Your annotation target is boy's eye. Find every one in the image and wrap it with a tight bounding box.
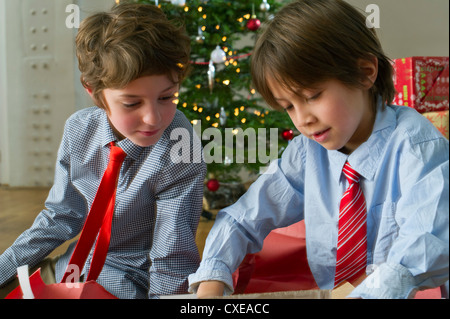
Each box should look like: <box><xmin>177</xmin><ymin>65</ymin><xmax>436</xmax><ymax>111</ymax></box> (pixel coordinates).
<box><xmin>159</xmin><ymin>92</ymin><xmax>178</xmax><ymax>102</ymax></box>
<box><xmin>284</xmin><ymin>104</ymin><xmax>294</xmax><ymax>112</ymax></box>
<box><xmin>306</xmin><ymin>92</ymin><xmax>321</xmax><ymax>101</ymax></box>
<box><xmin>159</xmin><ymin>95</ymin><xmax>174</xmax><ymax>101</ymax></box>
<box><xmin>123</xmin><ymin>102</ymin><xmax>141</xmax><ymax>108</ymax></box>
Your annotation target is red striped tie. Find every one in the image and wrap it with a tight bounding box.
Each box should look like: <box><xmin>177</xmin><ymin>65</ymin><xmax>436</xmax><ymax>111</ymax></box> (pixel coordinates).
<box><xmin>334</xmin><ymin>162</ymin><xmax>367</xmax><ymax>287</ymax></box>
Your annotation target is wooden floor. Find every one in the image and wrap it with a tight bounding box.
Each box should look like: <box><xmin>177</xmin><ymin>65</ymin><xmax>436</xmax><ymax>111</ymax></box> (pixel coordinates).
<box><xmin>0</xmin><ymin>186</ymin><xmax>216</xmax><ymax>259</ymax></box>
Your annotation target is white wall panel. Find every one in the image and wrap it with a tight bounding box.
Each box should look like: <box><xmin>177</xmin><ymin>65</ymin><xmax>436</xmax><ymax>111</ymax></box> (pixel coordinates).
<box><xmin>0</xmin><ymin>0</ymin><xmax>76</xmax><ymax>186</ymax></box>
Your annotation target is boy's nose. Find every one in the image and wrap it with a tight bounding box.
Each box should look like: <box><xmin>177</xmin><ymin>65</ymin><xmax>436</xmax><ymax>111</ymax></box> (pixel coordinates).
<box><xmin>142</xmin><ymin>104</ymin><xmax>161</xmax><ymax>125</ymax></box>
<box><xmin>295</xmin><ymin>108</ymin><xmax>316</xmax><ymax>128</ymax></box>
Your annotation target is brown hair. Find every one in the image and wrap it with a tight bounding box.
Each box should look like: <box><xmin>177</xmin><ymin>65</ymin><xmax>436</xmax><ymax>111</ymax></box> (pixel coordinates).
<box><xmin>251</xmin><ymin>0</ymin><xmax>395</xmax><ymax>111</ymax></box>
<box><xmin>76</xmin><ymin>3</ymin><xmax>191</xmax><ymax>109</ymax></box>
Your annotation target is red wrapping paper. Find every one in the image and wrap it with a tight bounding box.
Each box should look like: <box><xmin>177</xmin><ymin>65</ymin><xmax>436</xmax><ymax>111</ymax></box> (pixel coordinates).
<box><xmin>233</xmin><ymin>221</ymin><xmax>318</xmax><ymax>294</ymax></box>
<box><xmin>233</xmin><ymin>221</ymin><xmax>442</xmax><ymax>298</ymax></box>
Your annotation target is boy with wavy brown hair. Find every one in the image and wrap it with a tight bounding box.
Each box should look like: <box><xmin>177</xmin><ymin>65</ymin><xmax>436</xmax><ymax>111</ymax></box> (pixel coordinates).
<box><xmin>0</xmin><ymin>3</ymin><xmax>206</xmax><ymax>299</ymax></box>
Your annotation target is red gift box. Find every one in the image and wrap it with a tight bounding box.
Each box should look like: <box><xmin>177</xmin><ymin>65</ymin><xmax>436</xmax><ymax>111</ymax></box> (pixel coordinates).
<box><xmin>392</xmin><ymin>56</ymin><xmax>449</xmax><ymax>113</ymax></box>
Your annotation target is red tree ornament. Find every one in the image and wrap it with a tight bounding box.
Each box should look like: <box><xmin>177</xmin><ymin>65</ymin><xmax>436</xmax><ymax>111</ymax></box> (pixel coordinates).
<box><xmin>206</xmin><ymin>179</ymin><xmax>220</xmax><ymax>192</ymax></box>
<box><xmin>281</xmin><ymin>129</ymin><xmax>294</xmax><ymax>141</ymax></box>
<box><xmin>246</xmin><ymin>15</ymin><xmax>261</xmax><ymax>31</ymax></box>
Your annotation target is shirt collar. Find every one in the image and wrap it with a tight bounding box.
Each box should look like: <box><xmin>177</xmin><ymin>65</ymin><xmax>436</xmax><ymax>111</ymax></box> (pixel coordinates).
<box><xmin>328</xmin><ymin>99</ymin><xmax>396</xmax><ymax>183</ymax></box>
<box><xmin>99</xmin><ymin>109</ymin><xmax>117</xmax><ymax>147</ymax></box>
<box><xmin>98</xmin><ymin>109</ymin><xmax>152</xmax><ymax>160</ymax></box>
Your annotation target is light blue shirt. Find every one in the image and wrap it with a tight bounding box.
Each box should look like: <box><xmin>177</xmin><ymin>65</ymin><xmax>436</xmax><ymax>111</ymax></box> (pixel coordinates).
<box><xmin>189</xmin><ymin>104</ymin><xmax>449</xmax><ymax>299</ymax></box>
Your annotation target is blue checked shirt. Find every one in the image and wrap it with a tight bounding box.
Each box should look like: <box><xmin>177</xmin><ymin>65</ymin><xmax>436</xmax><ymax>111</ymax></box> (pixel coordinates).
<box><xmin>0</xmin><ymin>107</ymin><xmax>206</xmax><ymax>299</ymax></box>
<box><xmin>189</xmin><ymin>103</ymin><xmax>449</xmax><ymax>299</ymax></box>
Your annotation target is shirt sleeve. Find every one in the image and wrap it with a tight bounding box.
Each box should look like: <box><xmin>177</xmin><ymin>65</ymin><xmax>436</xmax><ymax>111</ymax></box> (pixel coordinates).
<box><xmin>188</xmin><ymin>139</ymin><xmax>307</xmax><ymax>295</ymax></box>
<box><xmin>0</xmin><ymin>119</ymin><xmax>87</xmax><ymax>287</ymax></box>
<box><xmin>350</xmin><ymin>137</ymin><xmax>449</xmax><ymax>299</ymax></box>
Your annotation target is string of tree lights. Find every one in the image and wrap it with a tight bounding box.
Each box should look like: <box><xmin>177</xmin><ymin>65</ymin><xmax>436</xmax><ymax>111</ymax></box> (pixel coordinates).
<box><xmin>118</xmin><ymin>0</ymin><xmax>296</xmax><ymax>195</ymax></box>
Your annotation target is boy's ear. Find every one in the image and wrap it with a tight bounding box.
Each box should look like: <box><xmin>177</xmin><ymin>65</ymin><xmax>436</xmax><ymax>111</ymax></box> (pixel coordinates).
<box><xmin>82</xmin><ymin>78</ymin><xmax>94</xmax><ymax>98</ymax></box>
<box><xmin>358</xmin><ymin>55</ymin><xmax>378</xmax><ymax>89</ymax></box>
<box><xmin>84</xmin><ymin>86</ymin><xmax>94</xmax><ymax>98</ymax></box>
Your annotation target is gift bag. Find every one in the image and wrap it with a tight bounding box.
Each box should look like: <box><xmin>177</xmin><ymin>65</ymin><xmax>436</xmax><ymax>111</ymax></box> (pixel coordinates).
<box><xmin>6</xmin><ymin>182</ymin><xmax>120</xmax><ymax>299</ymax></box>
<box><xmin>5</xmin><ymin>265</ymin><xmax>116</xmax><ymax>299</ymax></box>
<box><xmin>6</xmin><ymin>143</ymin><xmax>125</xmax><ymax>299</ymax></box>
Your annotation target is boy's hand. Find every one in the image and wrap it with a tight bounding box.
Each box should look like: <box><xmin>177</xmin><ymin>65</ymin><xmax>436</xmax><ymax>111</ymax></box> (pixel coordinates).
<box><xmin>346</xmin><ymin>274</ymin><xmax>367</xmax><ymax>299</ymax></box>
<box><xmin>197</xmin><ymin>281</ymin><xmax>225</xmax><ymax>299</ymax></box>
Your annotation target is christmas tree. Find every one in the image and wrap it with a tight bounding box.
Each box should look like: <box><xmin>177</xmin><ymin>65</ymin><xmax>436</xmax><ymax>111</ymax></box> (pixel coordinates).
<box><xmin>131</xmin><ymin>0</ymin><xmax>295</xmax><ymax>204</ymax></box>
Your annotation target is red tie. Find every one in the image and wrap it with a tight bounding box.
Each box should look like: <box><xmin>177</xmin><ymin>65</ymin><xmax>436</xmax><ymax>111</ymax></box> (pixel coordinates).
<box><xmin>334</xmin><ymin>162</ymin><xmax>367</xmax><ymax>287</ymax></box>
<box><xmin>61</xmin><ymin>142</ymin><xmax>126</xmax><ymax>283</ymax></box>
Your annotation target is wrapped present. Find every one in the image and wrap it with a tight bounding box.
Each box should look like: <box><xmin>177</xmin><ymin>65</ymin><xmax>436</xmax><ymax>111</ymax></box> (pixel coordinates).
<box><xmin>392</xmin><ymin>57</ymin><xmax>449</xmax><ymax>113</ymax></box>
<box><xmin>422</xmin><ymin>110</ymin><xmax>449</xmax><ymax>139</ymax></box>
